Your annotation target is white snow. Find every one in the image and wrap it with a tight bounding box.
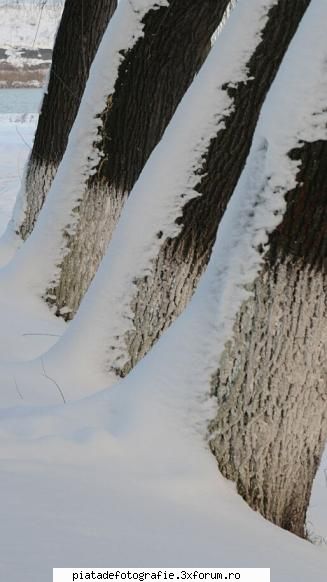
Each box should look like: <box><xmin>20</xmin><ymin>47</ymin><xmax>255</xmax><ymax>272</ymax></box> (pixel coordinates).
<box><xmin>0</xmin><ymin>376</ymin><xmax>326</xmax><ymax>582</ymax></box>
<box><xmin>0</xmin><ymin>1</ymin><xmax>62</xmax><ymax>83</ymax></box>
<box><xmin>0</xmin><ymin>107</ymin><xmax>65</xmax><ymax>361</ymax></box>
<box><xmin>0</xmin><ymin>113</ymin><xmax>37</xmax><ymax>260</ymax></box>
<box><xmin>0</xmin><ymin>1</ymin><xmax>62</xmax><ymax>50</ymax></box>
<box><xmin>308</xmin><ymin>448</ymin><xmax>327</xmax><ymax>544</ymax></box>
<box><xmin>0</xmin><ymin>0</ymin><xmax>326</xmax><ymax>580</ymax></box>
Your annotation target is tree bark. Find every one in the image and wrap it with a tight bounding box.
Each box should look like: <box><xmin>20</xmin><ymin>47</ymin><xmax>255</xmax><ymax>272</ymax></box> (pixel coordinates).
<box><xmin>16</xmin><ymin>0</ymin><xmax>118</xmax><ymax>240</ymax></box>
<box><xmin>116</xmin><ymin>0</ymin><xmax>311</xmax><ymax>376</ymax></box>
<box><xmin>209</xmin><ymin>139</ymin><xmax>327</xmax><ymax>538</ymax></box>
<box><xmin>50</xmin><ymin>0</ymin><xmax>229</xmax><ymax>318</ymax></box>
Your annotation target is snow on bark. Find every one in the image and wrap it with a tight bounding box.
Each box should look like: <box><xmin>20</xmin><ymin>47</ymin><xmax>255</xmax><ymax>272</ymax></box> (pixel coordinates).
<box><xmin>206</xmin><ymin>1</ymin><xmax>327</xmax><ymax>535</ymax></box>
<box><xmin>12</xmin><ymin>160</ymin><xmax>56</xmax><ymax>237</ymax></box>
<box><xmin>210</xmin><ymin>257</ymin><xmax>327</xmax><ymax>537</ymax></box>
<box><xmin>41</xmin><ymin>0</ymin><xmax>305</xmax><ymax>392</ymax></box>
<box><xmin>121</xmin><ymin>0</ymin><xmax>311</xmax><ymax>376</ymax></box>
<box><xmin>212</xmin><ymin>0</ymin><xmax>237</xmax><ymax>44</ymax></box>
<box><xmin>44</xmin><ymin>0</ymin><xmax>227</xmax><ymax>318</ymax></box>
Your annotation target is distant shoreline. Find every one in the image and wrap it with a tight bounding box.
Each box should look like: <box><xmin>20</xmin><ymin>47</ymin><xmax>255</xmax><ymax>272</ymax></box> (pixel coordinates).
<box><xmin>0</xmin><ymin>47</ymin><xmax>51</xmax><ymax>88</ymax></box>
<box><xmin>0</xmin><ymin>2</ymin><xmax>61</xmax><ymax>88</ymax></box>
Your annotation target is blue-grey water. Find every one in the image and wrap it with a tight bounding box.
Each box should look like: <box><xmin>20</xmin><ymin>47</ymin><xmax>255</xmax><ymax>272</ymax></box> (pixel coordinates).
<box><xmin>0</xmin><ymin>88</ymin><xmax>43</xmax><ymax>114</ymax></box>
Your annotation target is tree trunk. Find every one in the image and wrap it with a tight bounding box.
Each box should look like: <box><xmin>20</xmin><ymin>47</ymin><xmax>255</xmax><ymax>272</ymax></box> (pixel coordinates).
<box><xmin>209</xmin><ymin>139</ymin><xmax>327</xmax><ymax>538</ymax></box>
<box><xmin>14</xmin><ymin>0</ymin><xmax>117</xmax><ymax>240</ymax></box>
<box><xmin>207</xmin><ymin>0</ymin><xmax>327</xmax><ymax>536</ymax></box>
<box><xmin>42</xmin><ymin>0</ymin><xmax>311</xmax><ymax>391</ymax></box>
<box><xmin>50</xmin><ymin>0</ymin><xmax>229</xmax><ymax>318</ymax></box>
<box><xmin>116</xmin><ymin>0</ymin><xmax>311</xmax><ymax>376</ymax></box>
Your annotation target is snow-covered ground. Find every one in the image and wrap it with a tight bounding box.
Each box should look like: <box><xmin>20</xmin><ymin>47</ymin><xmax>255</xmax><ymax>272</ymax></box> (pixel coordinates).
<box><xmin>0</xmin><ymin>375</ymin><xmax>326</xmax><ymax>582</ymax></box>
<box><xmin>0</xmin><ymin>1</ymin><xmax>63</xmax><ymax>86</ymax></box>
<box><xmin>0</xmin><ymin>112</ymin><xmax>37</xmax><ymax>235</ymax></box>
<box><xmin>0</xmin><ymin>99</ymin><xmax>66</xmax><ymax>361</ymax></box>
<box><xmin>0</xmin><ymin>1</ymin><xmax>62</xmax><ymax>50</ymax></box>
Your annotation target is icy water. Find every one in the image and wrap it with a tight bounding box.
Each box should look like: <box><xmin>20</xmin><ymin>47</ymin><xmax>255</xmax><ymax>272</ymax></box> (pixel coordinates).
<box><xmin>0</xmin><ymin>88</ymin><xmax>43</xmax><ymax>114</ymax></box>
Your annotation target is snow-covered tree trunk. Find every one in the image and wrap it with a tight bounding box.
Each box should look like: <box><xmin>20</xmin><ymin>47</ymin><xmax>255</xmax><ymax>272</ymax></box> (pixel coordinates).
<box><xmin>39</xmin><ymin>0</ymin><xmax>312</xmax><ymax>394</ymax></box>
<box><xmin>209</xmin><ymin>144</ymin><xmax>327</xmax><ymax>538</ymax></box>
<box><xmin>113</xmin><ymin>0</ymin><xmax>312</xmax><ymax>376</ymax></box>
<box><xmin>14</xmin><ymin>0</ymin><xmax>118</xmax><ymax>240</ymax></box>
<box><xmin>49</xmin><ymin>0</ymin><xmax>228</xmax><ymax>318</ymax></box>
<box><xmin>210</xmin><ymin>261</ymin><xmax>326</xmax><ymax>538</ymax></box>
<box><xmin>209</xmin><ymin>3</ymin><xmax>327</xmax><ymax>538</ymax></box>
<box><xmin>0</xmin><ymin>0</ymin><xmax>227</xmax><ymax>317</ymax></box>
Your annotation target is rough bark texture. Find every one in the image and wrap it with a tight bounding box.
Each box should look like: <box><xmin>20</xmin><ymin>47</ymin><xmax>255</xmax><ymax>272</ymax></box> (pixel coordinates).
<box><xmin>117</xmin><ymin>0</ymin><xmax>311</xmax><ymax>375</ymax></box>
<box><xmin>52</xmin><ymin>0</ymin><xmax>229</xmax><ymax>318</ymax></box>
<box><xmin>209</xmin><ymin>140</ymin><xmax>327</xmax><ymax>538</ymax></box>
<box><xmin>19</xmin><ymin>0</ymin><xmax>118</xmax><ymax>239</ymax></box>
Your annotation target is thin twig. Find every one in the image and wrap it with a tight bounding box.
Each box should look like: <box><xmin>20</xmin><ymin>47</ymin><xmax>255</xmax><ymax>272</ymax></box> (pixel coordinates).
<box><xmin>50</xmin><ymin>67</ymin><xmax>94</xmax><ymax>114</ymax></box>
<box><xmin>51</xmin><ymin>66</ymin><xmax>81</xmax><ymax>103</ymax></box>
<box><xmin>15</xmin><ymin>124</ymin><xmax>32</xmax><ymax>149</ymax></box>
<box><xmin>13</xmin><ymin>375</ymin><xmax>24</xmax><ymax>400</ymax></box>
<box><xmin>22</xmin><ymin>332</ymin><xmax>61</xmax><ymax>337</ymax></box>
<box><xmin>81</xmin><ymin>0</ymin><xmax>87</xmax><ymax>83</ymax></box>
<box><xmin>40</xmin><ymin>356</ymin><xmax>66</xmax><ymax>403</ymax></box>
<box><xmin>32</xmin><ymin>0</ymin><xmax>48</xmax><ymax>49</ymax></box>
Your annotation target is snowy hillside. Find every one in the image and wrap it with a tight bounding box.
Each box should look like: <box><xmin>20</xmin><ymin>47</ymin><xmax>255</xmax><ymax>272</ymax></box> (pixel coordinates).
<box><xmin>0</xmin><ymin>1</ymin><xmax>63</xmax><ymax>87</ymax></box>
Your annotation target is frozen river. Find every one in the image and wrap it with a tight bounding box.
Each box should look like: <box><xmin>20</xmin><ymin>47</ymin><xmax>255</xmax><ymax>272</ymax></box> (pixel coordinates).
<box><xmin>0</xmin><ymin>87</ymin><xmax>43</xmax><ymax>114</ymax></box>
